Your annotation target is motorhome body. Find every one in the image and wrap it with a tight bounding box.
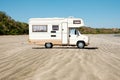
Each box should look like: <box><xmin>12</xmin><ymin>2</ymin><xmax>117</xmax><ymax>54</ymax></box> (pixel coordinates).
<box><xmin>29</xmin><ymin>17</ymin><xmax>89</xmax><ymax>48</ymax></box>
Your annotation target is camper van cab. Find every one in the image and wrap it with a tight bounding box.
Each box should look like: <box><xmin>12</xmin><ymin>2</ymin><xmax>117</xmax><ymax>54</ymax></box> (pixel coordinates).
<box><xmin>29</xmin><ymin>17</ymin><xmax>89</xmax><ymax>48</ymax></box>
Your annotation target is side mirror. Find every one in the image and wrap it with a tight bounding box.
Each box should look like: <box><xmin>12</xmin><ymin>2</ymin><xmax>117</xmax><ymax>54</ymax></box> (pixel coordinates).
<box><xmin>75</xmin><ymin>30</ymin><xmax>77</xmax><ymax>35</ymax></box>
<box><xmin>75</xmin><ymin>30</ymin><xmax>79</xmax><ymax>36</ymax></box>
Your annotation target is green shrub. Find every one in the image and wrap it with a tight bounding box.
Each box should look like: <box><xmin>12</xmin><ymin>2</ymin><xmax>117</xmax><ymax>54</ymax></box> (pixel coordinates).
<box><xmin>0</xmin><ymin>11</ymin><xmax>28</xmax><ymax>35</ymax></box>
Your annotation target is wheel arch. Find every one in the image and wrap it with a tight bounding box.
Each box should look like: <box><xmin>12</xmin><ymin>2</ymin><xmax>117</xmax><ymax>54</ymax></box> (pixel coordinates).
<box><xmin>76</xmin><ymin>40</ymin><xmax>85</xmax><ymax>46</ymax></box>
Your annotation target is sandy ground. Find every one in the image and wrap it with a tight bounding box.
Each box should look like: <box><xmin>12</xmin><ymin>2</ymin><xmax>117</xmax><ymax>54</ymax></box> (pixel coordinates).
<box><xmin>0</xmin><ymin>34</ymin><xmax>120</xmax><ymax>80</ymax></box>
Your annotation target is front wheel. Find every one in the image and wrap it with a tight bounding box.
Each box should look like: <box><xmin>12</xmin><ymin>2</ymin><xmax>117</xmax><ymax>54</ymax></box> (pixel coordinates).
<box><xmin>45</xmin><ymin>43</ymin><xmax>53</xmax><ymax>48</ymax></box>
<box><xmin>77</xmin><ymin>42</ymin><xmax>85</xmax><ymax>49</ymax></box>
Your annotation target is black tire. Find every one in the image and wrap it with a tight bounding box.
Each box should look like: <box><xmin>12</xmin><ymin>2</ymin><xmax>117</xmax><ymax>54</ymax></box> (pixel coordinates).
<box><xmin>77</xmin><ymin>41</ymin><xmax>85</xmax><ymax>49</ymax></box>
<box><xmin>45</xmin><ymin>43</ymin><xmax>53</xmax><ymax>48</ymax></box>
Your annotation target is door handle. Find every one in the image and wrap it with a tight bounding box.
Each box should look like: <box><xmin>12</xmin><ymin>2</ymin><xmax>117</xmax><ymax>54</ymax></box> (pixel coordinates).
<box><xmin>69</xmin><ymin>35</ymin><xmax>71</xmax><ymax>37</ymax></box>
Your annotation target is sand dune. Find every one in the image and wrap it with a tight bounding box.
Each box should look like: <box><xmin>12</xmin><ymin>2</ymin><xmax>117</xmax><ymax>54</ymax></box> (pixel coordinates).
<box><xmin>0</xmin><ymin>34</ymin><xmax>120</xmax><ymax>80</ymax></box>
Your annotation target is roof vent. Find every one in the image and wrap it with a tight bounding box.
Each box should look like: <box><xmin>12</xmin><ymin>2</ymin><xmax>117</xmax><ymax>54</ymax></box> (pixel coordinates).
<box><xmin>68</xmin><ymin>16</ymin><xmax>74</xmax><ymax>18</ymax></box>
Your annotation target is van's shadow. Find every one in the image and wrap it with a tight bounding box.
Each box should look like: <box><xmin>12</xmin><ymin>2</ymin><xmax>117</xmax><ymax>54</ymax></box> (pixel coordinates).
<box><xmin>32</xmin><ymin>46</ymin><xmax>98</xmax><ymax>50</ymax></box>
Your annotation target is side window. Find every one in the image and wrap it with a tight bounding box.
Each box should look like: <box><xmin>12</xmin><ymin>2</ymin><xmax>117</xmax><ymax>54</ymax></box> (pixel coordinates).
<box><xmin>70</xmin><ymin>29</ymin><xmax>79</xmax><ymax>35</ymax></box>
<box><xmin>70</xmin><ymin>29</ymin><xmax>76</xmax><ymax>35</ymax></box>
<box><xmin>52</xmin><ymin>25</ymin><xmax>59</xmax><ymax>30</ymax></box>
<box><xmin>32</xmin><ymin>25</ymin><xmax>47</xmax><ymax>32</ymax></box>
<box><xmin>73</xmin><ymin>20</ymin><xmax>81</xmax><ymax>24</ymax></box>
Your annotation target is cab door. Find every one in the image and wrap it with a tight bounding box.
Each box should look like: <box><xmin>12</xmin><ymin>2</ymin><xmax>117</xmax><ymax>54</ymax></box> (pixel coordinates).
<box><xmin>69</xmin><ymin>28</ymin><xmax>78</xmax><ymax>45</ymax></box>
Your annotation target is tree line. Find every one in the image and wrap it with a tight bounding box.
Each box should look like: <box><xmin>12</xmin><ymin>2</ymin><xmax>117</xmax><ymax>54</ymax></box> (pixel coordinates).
<box><xmin>0</xmin><ymin>11</ymin><xmax>28</xmax><ymax>35</ymax></box>
<box><xmin>79</xmin><ymin>27</ymin><xmax>120</xmax><ymax>34</ymax></box>
<box><xmin>0</xmin><ymin>11</ymin><xmax>120</xmax><ymax>35</ymax></box>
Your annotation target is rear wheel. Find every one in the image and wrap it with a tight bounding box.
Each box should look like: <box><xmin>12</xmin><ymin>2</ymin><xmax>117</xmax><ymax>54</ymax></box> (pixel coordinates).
<box><xmin>77</xmin><ymin>41</ymin><xmax>85</xmax><ymax>49</ymax></box>
<box><xmin>45</xmin><ymin>43</ymin><xmax>53</xmax><ymax>48</ymax></box>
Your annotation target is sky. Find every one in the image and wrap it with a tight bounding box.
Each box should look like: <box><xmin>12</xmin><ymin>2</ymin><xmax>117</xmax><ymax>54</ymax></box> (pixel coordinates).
<box><xmin>0</xmin><ymin>0</ymin><xmax>120</xmax><ymax>28</ymax></box>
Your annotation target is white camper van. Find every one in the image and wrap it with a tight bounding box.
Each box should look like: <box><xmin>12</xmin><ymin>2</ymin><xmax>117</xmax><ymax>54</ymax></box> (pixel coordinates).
<box><xmin>29</xmin><ymin>17</ymin><xmax>89</xmax><ymax>48</ymax></box>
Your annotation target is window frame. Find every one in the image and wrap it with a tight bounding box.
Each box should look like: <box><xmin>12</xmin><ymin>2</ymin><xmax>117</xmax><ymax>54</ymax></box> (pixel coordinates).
<box><xmin>52</xmin><ymin>25</ymin><xmax>59</xmax><ymax>31</ymax></box>
<box><xmin>32</xmin><ymin>25</ymin><xmax>47</xmax><ymax>32</ymax></box>
<box><xmin>73</xmin><ymin>20</ymin><xmax>81</xmax><ymax>24</ymax></box>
